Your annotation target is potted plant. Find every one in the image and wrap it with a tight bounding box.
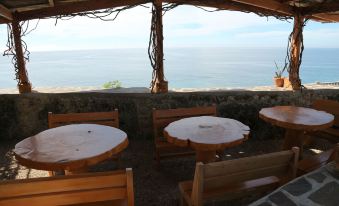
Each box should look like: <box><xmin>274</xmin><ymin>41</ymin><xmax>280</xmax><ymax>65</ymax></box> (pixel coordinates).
<box><xmin>274</xmin><ymin>61</ymin><xmax>287</xmax><ymax>87</ymax></box>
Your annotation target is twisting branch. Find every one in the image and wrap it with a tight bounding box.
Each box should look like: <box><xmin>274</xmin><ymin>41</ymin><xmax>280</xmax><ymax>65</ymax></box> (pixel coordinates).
<box><xmin>285</xmin><ymin>15</ymin><xmax>308</xmax><ymax>90</ymax></box>
<box><xmin>148</xmin><ymin>2</ymin><xmax>160</xmax><ymax>92</ymax></box>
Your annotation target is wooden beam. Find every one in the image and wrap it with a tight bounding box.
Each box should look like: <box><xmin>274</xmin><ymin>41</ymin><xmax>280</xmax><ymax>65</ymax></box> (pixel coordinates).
<box><xmin>0</xmin><ymin>4</ymin><xmax>13</xmax><ymax>21</ymax></box>
<box><xmin>231</xmin><ymin>0</ymin><xmax>292</xmax><ymax>15</ymax></box>
<box><xmin>165</xmin><ymin>0</ymin><xmax>294</xmax><ymax>19</ymax></box>
<box><xmin>302</xmin><ymin>2</ymin><xmax>339</xmax><ymax>15</ymax></box>
<box><xmin>15</xmin><ymin>0</ymin><xmax>150</xmax><ymax>21</ymax></box>
<box><xmin>230</xmin><ymin>0</ymin><xmax>337</xmax><ymax>23</ymax></box>
<box><xmin>312</xmin><ymin>13</ymin><xmax>339</xmax><ymax>23</ymax></box>
<box><xmin>165</xmin><ymin>0</ymin><xmax>241</xmax><ymax>11</ymax></box>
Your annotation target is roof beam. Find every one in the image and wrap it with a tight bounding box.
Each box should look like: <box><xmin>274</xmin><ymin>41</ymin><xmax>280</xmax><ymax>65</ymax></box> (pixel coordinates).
<box><xmin>165</xmin><ymin>0</ymin><xmax>293</xmax><ymax>18</ymax></box>
<box><xmin>230</xmin><ymin>0</ymin><xmax>292</xmax><ymax>15</ymax></box>
<box><xmin>302</xmin><ymin>2</ymin><xmax>339</xmax><ymax>15</ymax></box>
<box><xmin>230</xmin><ymin>0</ymin><xmax>338</xmax><ymax>22</ymax></box>
<box><xmin>0</xmin><ymin>4</ymin><xmax>13</xmax><ymax>21</ymax></box>
<box><xmin>15</xmin><ymin>0</ymin><xmax>150</xmax><ymax>21</ymax></box>
<box><xmin>312</xmin><ymin>13</ymin><xmax>339</xmax><ymax>23</ymax></box>
<box><xmin>165</xmin><ymin>0</ymin><xmax>241</xmax><ymax>11</ymax></box>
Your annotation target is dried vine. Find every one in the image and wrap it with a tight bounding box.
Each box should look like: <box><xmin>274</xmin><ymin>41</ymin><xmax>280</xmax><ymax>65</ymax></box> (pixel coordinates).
<box><xmin>49</xmin><ymin>4</ymin><xmax>148</xmax><ymax>25</ymax></box>
<box><xmin>3</xmin><ymin>20</ymin><xmax>39</xmax><ymax>86</ymax></box>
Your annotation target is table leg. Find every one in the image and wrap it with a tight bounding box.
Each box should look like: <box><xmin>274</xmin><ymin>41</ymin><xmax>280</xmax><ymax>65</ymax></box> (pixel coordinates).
<box><xmin>65</xmin><ymin>167</ymin><xmax>88</xmax><ymax>175</ymax></box>
<box><xmin>283</xmin><ymin>129</ymin><xmax>305</xmax><ymax>158</ymax></box>
<box><xmin>196</xmin><ymin>150</ymin><xmax>216</xmax><ymax>163</ymax></box>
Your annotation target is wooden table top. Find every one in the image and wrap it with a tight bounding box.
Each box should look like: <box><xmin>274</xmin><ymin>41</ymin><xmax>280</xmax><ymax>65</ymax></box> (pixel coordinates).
<box><xmin>14</xmin><ymin>124</ymin><xmax>128</xmax><ymax>171</ymax></box>
<box><xmin>259</xmin><ymin>106</ymin><xmax>334</xmax><ymax>131</ymax></box>
<box><xmin>164</xmin><ymin>116</ymin><xmax>250</xmax><ymax>151</ymax></box>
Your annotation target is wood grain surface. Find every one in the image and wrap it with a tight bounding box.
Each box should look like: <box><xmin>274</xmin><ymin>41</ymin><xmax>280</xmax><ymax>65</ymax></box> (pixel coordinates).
<box><xmin>14</xmin><ymin>124</ymin><xmax>128</xmax><ymax>171</ymax></box>
<box><xmin>164</xmin><ymin>116</ymin><xmax>250</xmax><ymax>151</ymax></box>
<box><xmin>259</xmin><ymin>106</ymin><xmax>334</xmax><ymax>131</ymax></box>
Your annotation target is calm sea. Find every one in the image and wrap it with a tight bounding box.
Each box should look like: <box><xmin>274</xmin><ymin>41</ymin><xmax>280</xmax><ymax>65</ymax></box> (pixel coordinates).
<box><xmin>0</xmin><ymin>47</ymin><xmax>338</xmax><ymax>88</ymax></box>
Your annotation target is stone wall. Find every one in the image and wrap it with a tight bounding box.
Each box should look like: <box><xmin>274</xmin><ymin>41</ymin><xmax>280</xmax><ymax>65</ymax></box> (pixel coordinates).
<box><xmin>0</xmin><ymin>90</ymin><xmax>338</xmax><ymax>141</ymax></box>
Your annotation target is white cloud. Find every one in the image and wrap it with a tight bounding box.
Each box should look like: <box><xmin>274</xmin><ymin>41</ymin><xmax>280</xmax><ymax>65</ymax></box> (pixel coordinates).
<box><xmin>0</xmin><ymin>5</ymin><xmax>338</xmax><ymax>51</ymax></box>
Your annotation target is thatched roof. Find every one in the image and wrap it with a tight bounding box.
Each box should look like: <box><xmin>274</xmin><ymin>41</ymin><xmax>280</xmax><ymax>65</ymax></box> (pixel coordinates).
<box><xmin>0</xmin><ymin>0</ymin><xmax>339</xmax><ymax>23</ymax></box>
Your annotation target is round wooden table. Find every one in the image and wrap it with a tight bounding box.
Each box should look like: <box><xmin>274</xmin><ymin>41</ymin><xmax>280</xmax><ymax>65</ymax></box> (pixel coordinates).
<box><xmin>164</xmin><ymin>116</ymin><xmax>250</xmax><ymax>163</ymax></box>
<box><xmin>14</xmin><ymin>124</ymin><xmax>128</xmax><ymax>174</ymax></box>
<box><xmin>259</xmin><ymin>106</ymin><xmax>334</xmax><ymax>155</ymax></box>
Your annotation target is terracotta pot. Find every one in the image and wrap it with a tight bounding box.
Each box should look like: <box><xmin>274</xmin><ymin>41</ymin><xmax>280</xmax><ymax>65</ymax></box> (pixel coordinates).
<box><xmin>274</xmin><ymin>77</ymin><xmax>284</xmax><ymax>87</ymax></box>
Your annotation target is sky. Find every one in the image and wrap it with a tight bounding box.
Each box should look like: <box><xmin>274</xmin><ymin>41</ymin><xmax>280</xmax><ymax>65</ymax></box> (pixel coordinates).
<box><xmin>0</xmin><ymin>4</ymin><xmax>339</xmax><ymax>51</ymax></box>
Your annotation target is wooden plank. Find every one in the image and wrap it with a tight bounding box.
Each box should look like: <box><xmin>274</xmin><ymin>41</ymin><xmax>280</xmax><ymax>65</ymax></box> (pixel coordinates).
<box><xmin>231</xmin><ymin>0</ymin><xmax>292</xmax><ymax>15</ymax></box>
<box><xmin>313</xmin><ymin>99</ymin><xmax>339</xmax><ymax>127</ymax></box>
<box><xmin>204</xmin><ymin>164</ymin><xmax>288</xmax><ymax>190</ymax></box>
<box><xmin>0</xmin><ymin>174</ymin><xmax>126</xmax><ymax>198</ymax></box>
<box><xmin>0</xmin><ymin>187</ymin><xmax>126</xmax><ymax>206</ymax></box>
<box><xmin>48</xmin><ymin>110</ymin><xmax>119</xmax><ymax>128</ymax></box>
<box><xmin>204</xmin><ymin>150</ymin><xmax>293</xmax><ymax>177</ymax></box>
<box><xmin>126</xmin><ymin>168</ymin><xmax>134</xmax><ymax>206</ymax></box>
<box><xmin>0</xmin><ymin>4</ymin><xmax>12</xmax><ymax>20</ymax></box>
<box><xmin>191</xmin><ymin>162</ymin><xmax>204</xmax><ymax>206</ymax></box>
<box><xmin>203</xmin><ymin>176</ymin><xmax>280</xmax><ymax>200</ymax></box>
<box><xmin>0</xmin><ymin>169</ymin><xmax>133</xmax><ymax>206</ymax></box>
<box><xmin>313</xmin><ymin>13</ymin><xmax>339</xmax><ymax>23</ymax></box>
<box><xmin>153</xmin><ymin>106</ymin><xmax>216</xmax><ymax>119</ymax></box>
<box><xmin>15</xmin><ymin>0</ymin><xmax>150</xmax><ymax>21</ymax></box>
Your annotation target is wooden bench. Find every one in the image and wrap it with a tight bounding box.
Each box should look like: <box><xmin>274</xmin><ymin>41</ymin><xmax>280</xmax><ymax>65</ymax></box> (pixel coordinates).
<box><xmin>179</xmin><ymin>148</ymin><xmax>299</xmax><ymax>206</ymax></box>
<box><xmin>311</xmin><ymin>99</ymin><xmax>339</xmax><ymax>142</ymax></box>
<box><xmin>0</xmin><ymin>169</ymin><xmax>134</xmax><ymax>206</ymax></box>
<box><xmin>298</xmin><ymin>143</ymin><xmax>339</xmax><ymax>176</ymax></box>
<box><xmin>152</xmin><ymin>106</ymin><xmax>217</xmax><ymax>167</ymax></box>
<box><xmin>48</xmin><ymin>109</ymin><xmax>119</xmax><ymax>128</ymax></box>
<box><xmin>48</xmin><ymin>109</ymin><xmax>120</xmax><ymax>175</ymax></box>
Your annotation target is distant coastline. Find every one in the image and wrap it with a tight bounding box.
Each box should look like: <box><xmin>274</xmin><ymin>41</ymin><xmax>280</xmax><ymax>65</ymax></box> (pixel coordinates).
<box><xmin>1</xmin><ymin>82</ymin><xmax>338</xmax><ymax>94</ymax></box>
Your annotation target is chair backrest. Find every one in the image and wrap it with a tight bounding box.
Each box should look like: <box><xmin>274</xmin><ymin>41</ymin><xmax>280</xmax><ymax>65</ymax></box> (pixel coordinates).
<box><xmin>0</xmin><ymin>169</ymin><xmax>134</xmax><ymax>206</ymax></box>
<box><xmin>48</xmin><ymin>109</ymin><xmax>119</xmax><ymax>128</ymax></box>
<box><xmin>313</xmin><ymin>99</ymin><xmax>339</xmax><ymax>127</ymax></box>
<box><xmin>191</xmin><ymin>148</ymin><xmax>299</xmax><ymax>206</ymax></box>
<box><xmin>152</xmin><ymin>105</ymin><xmax>217</xmax><ymax>141</ymax></box>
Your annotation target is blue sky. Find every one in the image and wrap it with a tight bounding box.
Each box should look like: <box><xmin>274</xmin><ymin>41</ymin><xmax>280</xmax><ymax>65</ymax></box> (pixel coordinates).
<box><xmin>0</xmin><ymin>5</ymin><xmax>339</xmax><ymax>51</ymax></box>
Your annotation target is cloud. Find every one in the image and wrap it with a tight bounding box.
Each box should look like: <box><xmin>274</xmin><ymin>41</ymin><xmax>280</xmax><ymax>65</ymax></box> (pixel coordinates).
<box><xmin>0</xmin><ymin>5</ymin><xmax>338</xmax><ymax>51</ymax></box>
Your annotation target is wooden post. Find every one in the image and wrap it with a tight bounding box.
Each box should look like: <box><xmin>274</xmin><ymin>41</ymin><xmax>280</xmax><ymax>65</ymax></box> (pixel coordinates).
<box><xmin>153</xmin><ymin>0</ymin><xmax>168</xmax><ymax>93</ymax></box>
<box><xmin>288</xmin><ymin>15</ymin><xmax>304</xmax><ymax>91</ymax></box>
<box><xmin>12</xmin><ymin>20</ymin><xmax>32</xmax><ymax>93</ymax></box>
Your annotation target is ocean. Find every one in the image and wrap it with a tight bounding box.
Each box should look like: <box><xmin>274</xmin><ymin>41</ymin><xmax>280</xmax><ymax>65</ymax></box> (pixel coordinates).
<box><xmin>0</xmin><ymin>47</ymin><xmax>338</xmax><ymax>89</ymax></box>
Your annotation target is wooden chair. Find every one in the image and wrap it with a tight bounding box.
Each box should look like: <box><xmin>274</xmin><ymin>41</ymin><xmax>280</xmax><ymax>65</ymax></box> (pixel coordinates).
<box><xmin>48</xmin><ymin>109</ymin><xmax>120</xmax><ymax>176</ymax></box>
<box><xmin>298</xmin><ymin>143</ymin><xmax>339</xmax><ymax>176</ymax></box>
<box><xmin>0</xmin><ymin>169</ymin><xmax>134</xmax><ymax>206</ymax></box>
<box><xmin>179</xmin><ymin>148</ymin><xmax>299</xmax><ymax>206</ymax></box>
<box><xmin>311</xmin><ymin>99</ymin><xmax>339</xmax><ymax>142</ymax></box>
<box><xmin>48</xmin><ymin>109</ymin><xmax>119</xmax><ymax>129</ymax></box>
<box><xmin>152</xmin><ymin>106</ymin><xmax>217</xmax><ymax>166</ymax></box>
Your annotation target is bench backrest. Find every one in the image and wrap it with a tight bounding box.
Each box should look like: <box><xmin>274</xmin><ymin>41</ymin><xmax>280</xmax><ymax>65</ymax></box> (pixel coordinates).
<box><xmin>48</xmin><ymin>109</ymin><xmax>119</xmax><ymax>128</ymax></box>
<box><xmin>152</xmin><ymin>106</ymin><xmax>217</xmax><ymax>141</ymax></box>
<box><xmin>0</xmin><ymin>169</ymin><xmax>134</xmax><ymax>206</ymax></box>
<box><xmin>313</xmin><ymin>99</ymin><xmax>339</xmax><ymax>127</ymax></box>
<box><xmin>191</xmin><ymin>148</ymin><xmax>299</xmax><ymax>206</ymax></box>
